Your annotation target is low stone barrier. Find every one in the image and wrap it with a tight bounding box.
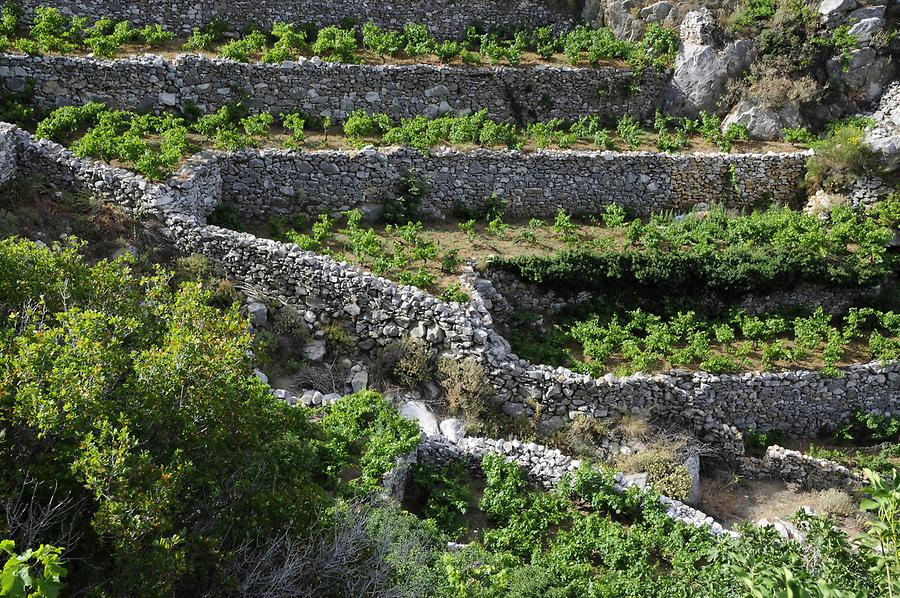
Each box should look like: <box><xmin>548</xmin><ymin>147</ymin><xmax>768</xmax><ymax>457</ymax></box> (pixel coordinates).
<box><xmin>416</xmin><ymin>432</ymin><xmax>734</xmax><ymax>536</ymax></box>
<box><xmin>2</xmin><ymin>123</ymin><xmax>898</xmax><ymax>463</ymax></box>
<box><xmin>482</xmin><ymin>264</ymin><xmax>887</xmax><ymax>318</ymax></box>
<box><xmin>739</xmin><ymin>445</ymin><xmax>866</xmax><ymax>491</ymax></box>
<box><xmin>0</xmin><ymin>52</ymin><xmax>665</xmax><ymax>124</ymax></box>
<box><xmin>16</xmin><ymin>0</ymin><xmax>579</xmax><ymax>38</ymax></box>
<box><xmin>190</xmin><ymin>145</ymin><xmax>808</xmax><ymax>220</ymax></box>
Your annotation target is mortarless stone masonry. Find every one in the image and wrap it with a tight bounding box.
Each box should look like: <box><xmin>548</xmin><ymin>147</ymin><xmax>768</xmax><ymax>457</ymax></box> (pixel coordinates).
<box><xmin>1</xmin><ymin>123</ymin><xmax>897</xmax><ymax>463</ymax></box>
<box><xmin>0</xmin><ymin>53</ymin><xmax>666</xmax><ymax>124</ymax></box>
<box><xmin>15</xmin><ymin>0</ymin><xmax>580</xmax><ymax>37</ymax></box>
<box><xmin>189</xmin><ymin>145</ymin><xmax>809</xmax><ymax>220</ymax></box>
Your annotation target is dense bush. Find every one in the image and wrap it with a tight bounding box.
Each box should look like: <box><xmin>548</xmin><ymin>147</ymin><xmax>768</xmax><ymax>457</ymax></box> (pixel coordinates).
<box><xmin>0</xmin><ymin>237</ymin><xmax>422</xmax><ymax>594</ymax></box>
<box><xmin>806</xmin><ymin>122</ymin><xmax>883</xmax><ymax>193</ymax></box>
<box><xmin>389</xmin><ymin>336</ymin><xmax>432</xmax><ymax>387</ymax></box>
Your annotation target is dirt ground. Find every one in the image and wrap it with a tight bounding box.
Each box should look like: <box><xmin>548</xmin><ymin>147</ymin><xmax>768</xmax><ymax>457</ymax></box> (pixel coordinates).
<box><xmin>700</xmin><ymin>476</ymin><xmax>868</xmax><ymax>536</ymax></box>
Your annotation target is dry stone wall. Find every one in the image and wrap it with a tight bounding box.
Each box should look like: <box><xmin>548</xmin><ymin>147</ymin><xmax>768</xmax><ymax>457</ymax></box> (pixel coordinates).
<box><xmin>416</xmin><ymin>433</ymin><xmax>734</xmax><ymax>535</ymax></box>
<box><xmin>199</xmin><ymin>146</ymin><xmax>809</xmax><ymax>220</ymax></box>
<box><xmin>2</xmin><ymin>124</ymin><xmax>898</xmax><ymax>462</ymax></box>
<box><xmin>739</xmin><ymin>445</ymin><xmax>866</xmax><ymax>491</ymax></box>
<box><xmin>16</xmin><ymin>0</ymin><xmax>580</xmax><ymax>37</ymax></box>
<box><xmin>483</xmin><ymin>265</ymin><xmax>887</xmax><ymax>318</ymax></box>
<box><xmin>0</xmin><ymin>52</ymin><xmax>666</xmax><ymax>123</ymax></box>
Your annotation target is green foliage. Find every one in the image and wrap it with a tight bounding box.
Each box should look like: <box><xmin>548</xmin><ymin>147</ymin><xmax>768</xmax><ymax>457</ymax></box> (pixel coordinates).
<box><xmin>36</xmin><ymin>104</ymin><xmax>188</xmax><ymax>179</ymax></box>
<box><xmin>18</xmin><ymin>7</ymin><xmax>84</xmax><ymax>54</ymax></box>
<box><xmin>409</xmin><ymin>463</ymin><xmax>471</xmax><ymax>539</ymax></box>
<box><xmin>782</xmin><ymin>125</ymin><xmax>815</xmax><ymax>145</ymax></box>
<box><xmin>261</xmin><ymin>21</ymin><xmax>307</xmax><ymax>63</ymax></box>
<box><xmin>312</xmin><ymin>26</ymin><xmax>358</xmax><ymax>62</ymax></box>
<box><xmin>601</xmin><ymin>203</ymin><xmax>627</xmax><ymax>227</ymax></box>
<box><xmin>384</xmin><ymin>169</ymin><xmax>428</xmax><ymax>225</ymax></box>
<box><xmin>362</xmin><ymin>22</ymin><xmax>403</xmax><ymax>59</ymax></box>
<box><xmin>834</xmin><ymin>411</ymin><xmax>900</xmax><ymax>444</ymax></box>
<box><xmin>496</xmin><ymin>202</ymin><xmax>894</xmax><ymax>304</ymax></box>
<box><xmin>0</xmin><ymin>238</ymin><xmax>329</xmax><ymax>594</ymax></box>
<box><xmin>807</xmin><ymin>123</ymin><xmax>881</xmax><ymax>193</ymax></box>
<box><xmin>191</xmin><ymin>103</ymin><xmax>274</xmax><ymax>151</ymax></box>
<box><xmin>183</xmin><ymin>19</ymin><xmax>228</xmax><ymax>51</ymax></box>
<box><xmin>320</xmin><ymin>390</ymin><xmax>421</xmax><ymax>494</ymax></box>
<box><xmin>553</xmin><ymin>208</ymin><xmax>579</xmax><ymax>245</ymax></box>
<box><xmin>697</xmin><ymin>111</ymin><xmax>748</xmax><ymax>152</ymax></box>
<box><xmin>0</xmin><ymin>541</ymin><xmax>66</xmax><ymax>598</ymax></box>
<box><xmin>221</xmin><ymin>29</ymin><xmax>266</xmax><ymax>61</ymax></box>
<box><xmin>439</xmin><ymin>283</ymin><xmax>469</xmax><ymax>304</ymax></box>
<box><xmin>280</xmin><ymin>111</ymin><xmax>306</xmax><ymax>149</ymax></box>
<box><xmin>731</xmin><ymin>0</ymin><xmax>778</xmax><ymax>32</ymax></box>
<box><xmin>616</xmin><ymin>114</ymin><xmax>643</xmax><ymax>149</ymax></box>
<box><xmin>402</xmin><ymin>23</ymin><xmax>433</xmax><ymax>57</ymax></box>
<box><xmin>539</xmin><ymin>303</ymin><xmax>900</xmax><ymax>376</ymax></box>
<box><xmin>343</xmin><ymin>109</ymin><xmax>392</xmax><ymax>142</ymax></box>
<box><xmin>0</xmin><ymin>1</ymin><xmax>21</xmax><ymax>40</ymax></box>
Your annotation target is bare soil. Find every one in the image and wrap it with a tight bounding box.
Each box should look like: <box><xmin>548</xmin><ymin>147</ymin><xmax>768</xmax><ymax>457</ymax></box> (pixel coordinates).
<box><xmin>700</xmin><ymin>476</ymin><xmax>868</xmax><ymax>537</ymax></box>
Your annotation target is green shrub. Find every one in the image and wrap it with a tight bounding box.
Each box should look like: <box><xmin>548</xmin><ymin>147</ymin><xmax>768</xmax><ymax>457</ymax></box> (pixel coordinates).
<box><xmin>343</xmin><ymin>109</ymin><xmax>392</xmax><ymax>141</ymax></box>
<box><xmin>439</xmin><ymin>283</ymin><xmax>469</xmax><ymax>303</ymax></box>
<box><xmin>221</xmin><ymin>29</ymin><xmax>266</xmax><ymax>61</ymax></box>
<box><xmin>362</xmin><ymin>22</ymin><xmax>403</xmax><ymax>59</ymax></box>
<box><xmin>321</xmin><ymin>390</ymin><xmax>422</xmax><ymax>493</ymax></box>
<box><xmin>24</xmin><ymin>6</ymin><xmax>84</xmax><ymax>54</ymax></box>
<box><xmin>390</xmin><ymin>336</ymin><xmax>432</xmax><ymax>387</ymax></box>
<box><xmin>806</xmin><ymin>124</ymin><xmax>879</xmax><ymax>193</ymax></box>
<box><xmin>0</xmin><ymin>238</ymin><xmax>330</xmax><ymax>594</ymax></box>
<box><xmin>0</xmin><ymin>1</ymin><xmax>21</xmax><ymax>39</ymax></box>
<box><xmin>0</xmin><ymin>541</ymin><xmax>67</xmax><ymax>598</ymax></box>
<box><xmin>312</xmin><ymin>26</ymin><xmax>358</xmax><ymax>62</ymax></box>
<box><xmin>403</xmin><ymin>23</ymin><xmax>433</xmax><ymax>57</ymax></box>
<box><xmin>261</xmin><ymin>21</ymin><xmax>307</xmax><ymax>63</ymax></box>
<box><xmin>616</xmin><ymin>115</ymin><xmax>642</xmax><ymax>149</ymax></box>
<box><xmin>384</xmin><ymin>170</ymin><xmax>428</xmax><ymax>225</ymax></box>
<box><xmin>281</xmin><ymin>111</ymin><xmax>306</xmax><ymax>149</ymax></box>
<box><xmin>409</xmin><ymin>463</ymin><xmax>471</xmax><ymax>539</ymax></box>
<box><xmin>782</xmin><ymin>126</ymin><xmax>815</xmax><ymax>145</ymax></box>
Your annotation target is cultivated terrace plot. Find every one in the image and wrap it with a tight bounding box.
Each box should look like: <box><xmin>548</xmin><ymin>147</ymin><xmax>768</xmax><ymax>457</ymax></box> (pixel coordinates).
<box><xmin>0</xmin><ymin>0</ymin><xmax>898</xmax><ymax>596</ymax></box>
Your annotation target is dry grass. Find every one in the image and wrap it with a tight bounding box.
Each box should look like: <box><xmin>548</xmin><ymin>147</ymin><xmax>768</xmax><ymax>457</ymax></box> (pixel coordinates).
<box><xmin>617</xmin><ymin>413</ymin><xmax>651</xmax><ymax>440</ymax></box>
<box><xmin>817</xmin><ymin>489</ymin><xmax>857</xmax><ymax>519</ymax></box>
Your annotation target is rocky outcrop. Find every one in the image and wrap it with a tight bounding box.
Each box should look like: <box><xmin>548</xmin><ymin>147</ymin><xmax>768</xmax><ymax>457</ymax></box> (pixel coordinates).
<box><xmin>663</xmin><ymin>9</ymin><xmax>754</xmax><ymax>117</ymax></box>
<box><xmin>865</xmin><ymin>81</ymin><xmax>900</xmax><ymax>172</ymax></box>
<box><xmin>723</xmin><ymin>100</ymin><xmax>803</xmax><ymax>141</ymax></box>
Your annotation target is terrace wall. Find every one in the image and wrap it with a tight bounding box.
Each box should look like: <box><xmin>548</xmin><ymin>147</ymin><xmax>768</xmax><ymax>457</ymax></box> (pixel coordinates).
<box><xmin>188</xmin><ymin>146</ymin><xmax>808</xmax><ymax>219</ymax></box>
<box><xmin>2</xmin><ymin>123</ymin><xmax>897</xmax><ymax>462</ymax></box>
<box><xmin>16</xmin><ymin>0</ymin><xmax>580</xmax><ymax>37</ymax></box>
<box><xmin>0</xmin><ymin>53</ymin><xmax>666</xmax><ymax>124</ymax></box>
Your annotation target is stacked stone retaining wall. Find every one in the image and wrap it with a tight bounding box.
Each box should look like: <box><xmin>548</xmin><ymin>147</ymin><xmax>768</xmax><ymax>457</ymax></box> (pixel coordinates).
<box><xmin>739</xmin><ymin>445</ymin><xmax>866</xmax><ymax>491</ymax></box>
<box><xmin>188</xmin><ymin>145</ymin><xmax>809</xmax><ymax>220</ymax></box>
<box><xmin>2</xmin><ymin>123</ymin><xmax>897</xmax><ymax>461</ymax></box>
<box><xmin>0</xmin><ymin>53</ymin><xmax>664</xmax><ymax>124</ymax></box>
<box><xmin>16</xmin><ymin>0</ymin><xmax>580</xmax><ymax>37</ymax></box>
